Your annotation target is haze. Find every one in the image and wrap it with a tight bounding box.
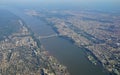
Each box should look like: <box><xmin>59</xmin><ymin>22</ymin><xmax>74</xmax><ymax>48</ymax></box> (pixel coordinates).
<box><xmin>1</xmin><ymin>0</ymin><xmax>120</xmax><ymax>11</ymax></box>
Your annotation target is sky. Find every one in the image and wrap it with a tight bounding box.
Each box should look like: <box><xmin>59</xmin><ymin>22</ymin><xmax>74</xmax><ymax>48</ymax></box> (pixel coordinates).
<box><xmin>1</xmin><ymin>0</ymin><xmax>120</xmax><ymax>4</ymax></box>
<box><xmin>0</xmin><ymin>0</ymin><xmax>120</xmax><ymax>11</ymax></box>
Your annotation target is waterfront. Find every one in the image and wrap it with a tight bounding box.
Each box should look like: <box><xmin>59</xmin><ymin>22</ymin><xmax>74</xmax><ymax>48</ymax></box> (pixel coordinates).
<box><xmin>11</xmin><ymin>8</ymin><xmax>109</xmax><ymax>75</ymax></box>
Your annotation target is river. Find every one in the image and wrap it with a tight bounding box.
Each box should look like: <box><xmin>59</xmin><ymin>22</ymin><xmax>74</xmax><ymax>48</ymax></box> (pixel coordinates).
<box><xmin>10</xmin><ymin>8</ymin><xmax>109</xmax><ymax>75</ymax></box>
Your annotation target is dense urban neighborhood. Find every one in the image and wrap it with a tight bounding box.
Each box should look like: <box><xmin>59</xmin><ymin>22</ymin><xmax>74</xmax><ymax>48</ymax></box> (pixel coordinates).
<box><xmin>0</xmin><ymin>10</ymin><xmax>69</xmax><ymax>75</ymax></box>
<box><xmin>26</xmin><ymin>9</ymin><xmax>120</xmax><ymax>75</ymax></box>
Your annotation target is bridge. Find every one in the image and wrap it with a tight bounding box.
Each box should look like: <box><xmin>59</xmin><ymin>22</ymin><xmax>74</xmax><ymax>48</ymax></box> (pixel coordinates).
<box><xmin>39</xmin><ymin>34</ymin><xmax>60</xmax><ymax>39</ymax></box>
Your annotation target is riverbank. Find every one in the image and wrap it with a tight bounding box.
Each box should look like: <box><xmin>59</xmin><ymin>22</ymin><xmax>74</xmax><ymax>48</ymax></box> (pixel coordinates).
<box><xmin>42</xmin><ymin>18</ymin><xmax>111</xmax><ymax>75</ymax></box>
<box><xmin>11</xmin><ymin>9</ymin><xmax>110</xmax><ymax>75</ymax></box>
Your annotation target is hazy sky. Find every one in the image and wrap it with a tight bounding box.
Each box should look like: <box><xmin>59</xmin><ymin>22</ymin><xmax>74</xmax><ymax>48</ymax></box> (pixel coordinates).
<box><xmin>0</xmin><ymin>0</ymin><xmax>120</xmax><ymax>11</ymax></box>
<box><xmin>1</xmin><ymin>0</ymin><xmax>120</xmax><ymax>4</ymax></box>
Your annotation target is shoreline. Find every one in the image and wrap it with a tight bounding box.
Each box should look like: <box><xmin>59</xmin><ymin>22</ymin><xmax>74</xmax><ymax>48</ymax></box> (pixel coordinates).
<box><xmin>48</xmin><ymin>24</ymin><xmax>114</xmax><ymax>75</ymax></box>
<box><xmin>29</xmin><ymin>15</ymin><xmax>113</xmax><ymax>75</ymax></box>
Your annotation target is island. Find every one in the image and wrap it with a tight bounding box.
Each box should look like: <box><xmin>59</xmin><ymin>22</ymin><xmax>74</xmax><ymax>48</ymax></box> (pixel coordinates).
<box><xmin>25</xmin><ymin>9</ymin><xmax>120</xmax><ymax>75</ymax></box>
<box><xmin>0</xmin><ymin>9</ymin><xmax>69</xmax><ymax>75</ymax></box>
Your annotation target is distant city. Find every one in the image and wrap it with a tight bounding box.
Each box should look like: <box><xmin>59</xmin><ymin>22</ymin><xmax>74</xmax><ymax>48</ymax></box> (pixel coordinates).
<box><xmin>25</xmin><ymin>9</ymin><xmax>120</xmax><ymax>75</ymax></box>
<box><xmin>0</xmin><ymin>0</ymin><xmax>120</xmax><ymax>75</ymax></box>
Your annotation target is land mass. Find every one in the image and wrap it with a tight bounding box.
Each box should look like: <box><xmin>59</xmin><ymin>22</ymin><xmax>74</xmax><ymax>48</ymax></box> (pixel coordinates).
<box><xmin>26</xmin><ymin>9</ymin><xmax>120</xmax><ymax>75</ymax></box>
<box><xmin>0</xmin><ymin>9</ymin><xmax>69</xmax><ymax>75</ymax></box>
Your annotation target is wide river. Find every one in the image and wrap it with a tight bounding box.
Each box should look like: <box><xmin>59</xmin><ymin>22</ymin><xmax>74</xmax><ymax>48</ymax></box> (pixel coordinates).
<box><xmin>11</xmin><ymin>8</ymin><xmax>109</xmax><ymax>75</ymax></box>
